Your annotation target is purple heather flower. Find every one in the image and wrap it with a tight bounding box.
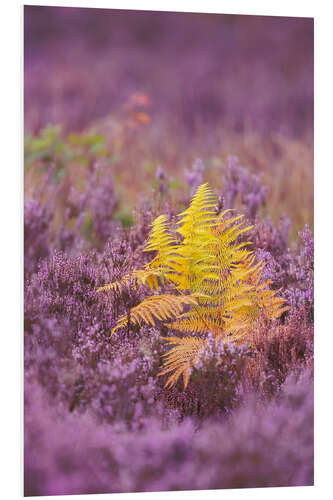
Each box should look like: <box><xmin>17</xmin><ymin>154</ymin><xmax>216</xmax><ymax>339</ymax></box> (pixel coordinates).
<box><xmin>184</xmin><ymin>158</ymin><xmax>205</xmax><ymax>195</ymax></box>
<box><xmin>222</xmin><ymin>156</ymin><xmax>268</xmax><ymax>220</ymax></box>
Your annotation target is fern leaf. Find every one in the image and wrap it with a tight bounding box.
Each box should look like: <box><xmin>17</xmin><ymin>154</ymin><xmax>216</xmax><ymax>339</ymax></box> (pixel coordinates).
<box><xmin>143</xmin><ymin>214</ymin><xmax>178</xmax><ymax>272</ymax></box>
<box><xmin>158</xmin><ymin>336</ymin><xmax>204</xmax><ymax>388</ymax></box>
<box><xmin>111</xmin><ymin>294</ymin><xmax>199</xmax><ymax>335</ymax></box>
<box><xmin>97</xmin><ymin>269</ymin><xmax>161</xmax><ymax>294</ymax></box>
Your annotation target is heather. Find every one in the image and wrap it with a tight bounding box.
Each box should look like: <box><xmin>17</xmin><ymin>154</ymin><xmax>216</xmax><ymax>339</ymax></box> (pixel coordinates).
<box><xmin>25</xmin><ymin>370</ymin><xmax>313</xmax><ymax>496</ymax></box>
<box><xmin>24</xmin><ymin>7</ymin><xmax>313</xmax><ymax>497</ymax></box>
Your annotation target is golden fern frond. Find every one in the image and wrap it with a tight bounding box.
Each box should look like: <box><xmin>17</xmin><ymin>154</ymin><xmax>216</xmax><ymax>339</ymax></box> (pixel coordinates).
<box><xmin>231</xmin><ymin>254</ymin><xmax>290</xmax><ymax>319</ymax></box>
<box><xmin>111</xmin><ymin>294</ymin><xmax>199</xmax><ymax>335</ymax></box>
<box><xmin>158</xmin><ymin>336</ymin><xmax>205</xmax><ymax>388</ymax></box>
<box><xmin>97</xmin><ymin>269</ymin><xmax>161</xmax><ymax>294</ymax></box>
<box><xmin>169</xmin><ymin>184</ymin><xmax>217</xmax><ymax>294</ymax></box>
<box><xmin>177</xmin><ymin>183</ymin><xmax>217</xmax><ymax>246</ymax></box>
<box><xmin>247</xmin><ymin>289</ymin><xmax>289</xmax><ymax>319</ymax></box>
<box><xmin>166</xmin><ymin>315</ymin><xmax>222</xmax><ymax>336</ymax></box>
<box><xmin>143</xmin><ymin>214</ymin><xmax>178</xmax><ymax>270</ymax></box>
<box><xmin>162</xmin><ymin>255</ymin><xmax>211</xmax><ymax>291</ymax></box>
<box><xmin>224</xmin><ymin>287</ymin><xmax>289</xmax><ymax>342</ymax></box>
<box><xmin>166</xmin><ymin>290</ymin><xmax>252</xmax><ymax>336</ymax></box>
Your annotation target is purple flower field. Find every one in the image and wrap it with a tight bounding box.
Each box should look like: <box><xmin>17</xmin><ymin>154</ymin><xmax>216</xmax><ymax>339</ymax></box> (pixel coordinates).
<box><xmin>24</xmin><ymin>6</ymin><xmax>314</xmax><ymax>497</ymax></box>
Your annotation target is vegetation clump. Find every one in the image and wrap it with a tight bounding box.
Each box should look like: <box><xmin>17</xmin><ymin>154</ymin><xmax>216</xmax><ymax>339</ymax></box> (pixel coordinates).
<box><xmin>99</xmin><ymin>183</ymin><xmax>288</xmax><ymax>387</ymax></box>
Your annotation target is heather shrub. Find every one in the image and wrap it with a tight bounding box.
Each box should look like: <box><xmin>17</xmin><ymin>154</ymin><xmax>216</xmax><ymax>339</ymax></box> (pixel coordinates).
<box><xmin>24</xmin><ymin>236</ymin><xmax>173</xmax><ymax>426</ymax></box>
<box><xmin>159</xmin><ymin>336</ymin><xmax>250</xmax><ymax>419</ymax></box>
<box><xmin>251</xmin><ymin>214</ymin><xmax>291</xmax><ymax>257</ymax></box>
<box><xmin>245</xmin><ymin>307</ymin><xmax>313</xmax><ymax>396</ymax></box>
<box><xmin>68</xmin><ymin>331</ymin><xmax>162</xmax><ymax>426</ymax></box>
<box><xmin>254</xmin><ymin>223</ymin><xmax>314</xmax><ymax>316</ymax></box>
<box><xmin>25</xmin><ymin>316</ymin><xmax>165</xmax><ymax>427</ymax></box>
<box><xmin>285</xmin><ymin>224</ymin><xmax>314</xmax><ymax>314</ymax></box>
<box><xmin>25</xmin><ymin>140</ymin><xmax>119</xmax><ymax>261</ymax></box>
<box><xmin>221</xmin><ymin>155</ymin><xmax>268</xmax><ymax>221</ymax></box>
<box><xmin>24</xmin><ymin>236</ymin><xmax>147</xmax><ymax>332</ymax></box>
<box><xmin>127</xmin><ymin>201</ymin><xmax>155</xmax><ymax>252</ymax></box>
<box><xmin>184</xmin><ymin>158</ymin><xmax>205</xmax><ymax>195</ymax></box>
<box><xmin>24</xmin><ymin>197</ymin><xmax>53</xmax><ymax>277</ymax></box>
<box><xmin>190</xmin><ymin>368</ymin><xmax>313</xmax><ymax>490</ymax></box>
<box><xmin>82</xmin><ymin>163</ymin><xmax>119</xmax><ymax>247</ymax></box>
<box><xmin>24</xmin><ymin>368</ymin><xmax>313</xmax><ymax>496</ymax></box>
<box><xmin>25</xmin><ymin>249</ymin><xmax>112</xmax><ymax>333</ymax></box>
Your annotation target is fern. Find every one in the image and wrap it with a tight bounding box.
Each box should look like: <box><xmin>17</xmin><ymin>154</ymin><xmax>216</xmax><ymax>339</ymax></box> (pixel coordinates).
<box><xmin>98</xmin><ymin>183</ymin><xmax>288</xmax><ymax>388</ymax></box>
<box><xmin>111</xmin><ymin>294</ymin><xmax>199</xmax><ymax>334</ymax></box>
<box><xmin>158</xmin><ymin>336</ymin><xmax>204</xmax><ymax>389</ymax></box>
<box><xmin>97</xmin><ymin>269</ymin><xmax>161</xmax><ymax>293</ymax></box>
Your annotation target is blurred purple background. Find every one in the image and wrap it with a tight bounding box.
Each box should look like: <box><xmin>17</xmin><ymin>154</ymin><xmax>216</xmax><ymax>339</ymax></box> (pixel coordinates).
<box><xmin>24</xmin><ymin>6</ymin><xmax>313</xmax><ymax>137</ymax></box>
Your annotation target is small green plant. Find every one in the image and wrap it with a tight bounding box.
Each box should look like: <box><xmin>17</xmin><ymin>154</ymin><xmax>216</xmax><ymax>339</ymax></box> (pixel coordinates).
<box><xmin>24</xmin><ymin>126</ymin><xmax>108</xmax><ymax>172</ymax></box>
<box><xmin>98</xmin><ymin>183</ymin><xmax>288</xmax><ymax>388</ymax></box>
